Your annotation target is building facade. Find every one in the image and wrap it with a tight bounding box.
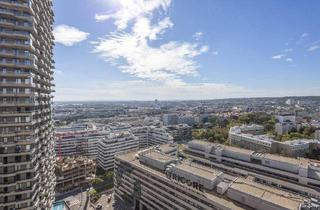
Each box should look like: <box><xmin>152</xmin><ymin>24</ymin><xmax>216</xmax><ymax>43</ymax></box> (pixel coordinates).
<box><xmin>97</xmin><ymin>131</ymin><xmax>139</xmax><ymax>171</ymax></box>
<box><xmin>132</xmin><ymin>126</ymin><xmax>173</xmax><ymax>148</ymax></box>
<box><xmin>114</xmin><ymin>148</ymin><xmax>317</xmax><ymax>210</ymax></box>
<box><xmin>229</xmin><ymin>125</ymin><xmax>320</xmax><ymax>157</ymax></box>
<box><xmin>55</xmin><ymin>156</ymin><xmax>96</xmax><ymax>193</ymax></box>
<box><xmin>184</xmin><ymin>140</ymin><xmax>320</xmax><ymax>198</ymax></box>
<box><xmin>54</xmin><ymin>125</ymin><xmax>107</xmax><ymax>158</ymax></box>
<box><xmin>162</xmin><ymin>114</ymin><xmax>178</xmax><ymax>126</ymax></box>
<box><xmin>0</xmin><ymin>0</ymin><xmax>55</xmax><ymax>209</ymax></box>
<box><xmin>166</xmin><ymin>124</ymin><xmax>192</xmax><ymax>142</ymax></box>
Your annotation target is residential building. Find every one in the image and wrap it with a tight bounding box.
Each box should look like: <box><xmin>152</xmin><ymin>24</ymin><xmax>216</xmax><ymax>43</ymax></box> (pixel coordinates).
<box><xmin>275</xmin><ymin>114</ymin><xmax>297</xmax><ymax>135</ymax></box>
<box><xmin>0</xmin><ymin>0</ymin><xmax>55</xmax><ymax>209</ymax></box>
<box><xmin>97</xmin><ymin>131</ymin><xmax>139</xmax><ymax>171</ymax></box>
<box><xmin>132</xmin><ymin>126</ymin><xmax>173</xmax><ymax>148</ymax></box>
<box><xmin>114</xmin><ymin>148</ymin><xmax>318</xmax><ymax>210</ymax></box>
<box><xmin>55</xmin><ymin>156</ymin><xmax>96</xmax><ymax>193</ymax></box>
<box><xmin>229</xmin><ymin>125</ymin><xmax>273</xmax><ymax>152</ymax></box>
<box><xmin>271</xmin><ymin>139</ymin><xmax>320</xmax><ymax>157</ymax></box>
<box><xmin>166</xmin><ymin>124</ymin><xmax>192</xmax><ymax>142</ymax></box>
<box><xmin>163</xmin><ymin>114</ymin><xmax>178</xmax><ymax>126</ymax></box>
<box><xmin>229</xmin><ymin>125</ymin><xmax>320</xmax><ymax>157</ymax></box>
<box><xmin>54</xmin><ymin>123</ymin><xmax>107</xmax><ymax>158</ymax></box>
<box><xmin>275</xmin><ymin>122</ymin><xmax>296</xmax><ymax>135</ymax></box>
<box><xmin>276</xmin><ymin>114</ymin><xmax>296</xmax><ymax>124</ymax></box>
<box><xmin>177</xmin><ymin>115</ymin><xmax>195</xmax><ymax>126</ymax></box>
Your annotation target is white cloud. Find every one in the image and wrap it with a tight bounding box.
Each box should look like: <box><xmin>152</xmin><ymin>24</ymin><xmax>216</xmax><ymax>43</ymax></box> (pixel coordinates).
<box><xmin>93</xmin><ymin>0</ymin><xmax>208</xmax><ymax>81</ymax></box>
<box><xmin>54</xmin><ymin>80</ymin><xmax>320</xmax><ymax>101</ymax></box>
<box><xmin>271</xmin><ymin>54</ymin><xmax>285</xmax><ymax>59</ymax></box>
<box><xmin>95</xmin><ymin>0</ymin><xmax>171</xmax><ymax>29</ymax></box>
<box><xmin>54</xmin><ymin>80</ymin><xmax>253</xmax><ymax>101</ymax></box>
<box><xmin>285</xmin><ymin>58</ymin><xmax>293</xmax><ymax>62</ymax></box>
<box><xmin>301</xmin><ymin>32</ymin><xmax>309</xmax><ymax>38</ymax></box>
<box><xmin>284</xmin><ymin>48</ymin><xmax>293</xmax><ymax>52</ymax></box>
<box><xmin>212</xmin><ymin>51</ymin><xmax>219</xmax><ymax>55</ymax></box>
<box><xmin>307</xmin><ymin>44</ymin><xmax>320</xmax><ymax>52</ymax></box>
<box><xmin>193</xmin><ymin>32</ymin><xmax>203</xmax><ymax>40</ymax></box>
<box><xmin>53</xmin><ymin>25</ymin><xmax>89</xmax><ymax>46</ymax></box>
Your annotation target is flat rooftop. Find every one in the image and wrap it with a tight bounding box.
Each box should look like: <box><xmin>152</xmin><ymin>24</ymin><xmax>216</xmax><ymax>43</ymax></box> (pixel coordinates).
<box><xmin>263</xmin><ymin>153</ymin><xmax>310</xmax><ymax>166</ymax></box>
<box><xmin>230</xmin><ymin>178</ymin><xmax>304</xmax><ymax>210</ymax></box>
<box><xmin>188</xmin><ymin>140</ymin><xmax>222</xmax><ymax>150</ymax></box>
<box><xmin>158</xmin><ymin>144</ymin><xmax>177</xmax><ymax>154</ymax></box>
<box><xmin>143</xmin><ymin>151</ymin><xmax>176</xmax><ymax>163</ymax></box>
<box><xmin>223</xmin><ymin>145</ymin><xmax>254</xmax><ymax>155</ymax></box>
<box><xmin>173</xmin><ymin>163</ymin><xmax>222</xmax><ymax>181</ymax></box>
<box><xmin>117</xmin><ymin>151</ymin><xmax>245</xmax><ymax>210</ymax></box>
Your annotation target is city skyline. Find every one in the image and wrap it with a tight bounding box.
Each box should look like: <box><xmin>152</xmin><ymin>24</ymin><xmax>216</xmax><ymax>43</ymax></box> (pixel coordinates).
<box><xmin>54</xmin><ymin>0</ymin><xmax>320</xmax><ymax>101</ymax></box>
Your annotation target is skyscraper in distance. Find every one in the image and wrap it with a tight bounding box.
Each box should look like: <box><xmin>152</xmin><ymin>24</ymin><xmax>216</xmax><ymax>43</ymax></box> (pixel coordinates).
<box><xmin>0</xmin><ymin>0</ymin><xmax>55</xmax><ymax>209</ymax></box>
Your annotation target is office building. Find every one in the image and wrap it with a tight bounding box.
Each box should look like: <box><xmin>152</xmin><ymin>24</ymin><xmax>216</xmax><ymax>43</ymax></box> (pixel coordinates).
<box><xmin>184</xmin><ymin>140</ymin><xmax>320</xmax><ymax>198</ymax></box>
<box><xmin>0</xmin><ymin>0</ymin><xmax>55</xmax><ymax>209</ymax></box>
<box><xmin>114</xmin><ymin>148</ymin><xmax>318</xmax><ymax>210</ymax></box>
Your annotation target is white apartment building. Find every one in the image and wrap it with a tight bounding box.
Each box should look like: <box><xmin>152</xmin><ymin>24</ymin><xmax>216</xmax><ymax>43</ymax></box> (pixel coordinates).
<box><xmin>132</xmin><ymin>126</ymin><xmax>173</xmax><ymax>148</ymax></box>
<box><xmin>55</xmin><ymin>123</ymin><xmax>107</xmax><ymax>158</ymax></box>
<box><xmin>229</xmin><ymin>125</ymin><xmax>320</xmax><ymax>157</ymax></box>
<box><xmin>276</xmin><ymin>114</ymin><xmax>296</xmax><ymax>124</ymax></box>
<box><xmin>97</xmin><ymin>132</ymin><xmax>139</xmax><ymax>171</ymax></box>
<box><xmin>229</xmin><ymin>125</ymin><xmax>273</xmax><ymax>152</ymax></box>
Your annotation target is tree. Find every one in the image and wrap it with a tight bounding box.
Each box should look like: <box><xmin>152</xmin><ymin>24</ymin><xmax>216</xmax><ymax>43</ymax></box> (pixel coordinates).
<box><xmin>104</xmin><ymin>171</ymin><xmax>114</xmax><ymax>180</ymax></box>
<box><xmin>89</xmin><ymin>189</ymin><xmax>97</xmax><ymax>197</ymax></box>
<box><xmin>90</xmin><ymin>178</ymin><xmax>103</xmax><ymax>185</ymax></box>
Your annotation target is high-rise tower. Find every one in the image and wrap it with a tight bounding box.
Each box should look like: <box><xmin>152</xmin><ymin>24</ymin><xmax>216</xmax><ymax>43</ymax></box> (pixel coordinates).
<box><xmin>0</xmin><ymin>0</ymin><xmax>55</xmax><ymax>209</ymax></box>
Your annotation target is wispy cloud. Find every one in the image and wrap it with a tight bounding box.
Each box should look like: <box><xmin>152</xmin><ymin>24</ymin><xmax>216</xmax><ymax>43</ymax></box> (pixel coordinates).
<box><xmin>193</xmin><ymin>32</ymin><xmax>204</xmax><ymax>40</ymax></box>
<box><xmin>301</xmin><ymin>32</ymin><xmax>309</xmax><ymax>38</ymax></box>
<box><xmin>55</xmin><ymin>80</ymin><xmax>320</xmax><ymax>101</ymax></box>
<box><xmin>271</xmin><ymin>54</ymin><xmax>286</xmax><ymax>59</ymax></box>
<box><xmin>55</xmin><ymin>80</ymin><xmax>255</xmax><ymax>101</ymax></box>
<box><xmin>307</xmin><ymin>44</ymin><xmax>320</xmax><ymax>52</ymax></box>
<box><xmin>284</xmin><ymin>48</ymin><xmax>293</xmax><ymax>52</ymax></box>
<box><xmin>285</xmin><ymin>58</ymin><xmax>293</xmax><ymax>62</ymax></box>
<box><xmin>92</xmin><ymin>0</ymin><xmax>208</xmax><ymax>81</ymax></box>
<box><xmin>53</xmin><ymin>25</ymin><xmax>89</xmax><ymax>46</ymax></box>
<box><xmin>212</xmin><ymin>51</ymin><xmax>219</xmax><ymax>56</ymax></box>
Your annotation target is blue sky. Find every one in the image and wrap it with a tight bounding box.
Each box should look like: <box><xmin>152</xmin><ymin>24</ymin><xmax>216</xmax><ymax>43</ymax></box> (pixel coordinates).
<box><xmin>53</xmin><ymin>0</ymin><xmax>320</xmax><ymax>101</ymax></box>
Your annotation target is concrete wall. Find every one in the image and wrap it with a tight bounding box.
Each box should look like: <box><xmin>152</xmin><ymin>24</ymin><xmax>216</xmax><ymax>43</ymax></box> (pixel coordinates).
<box><xmin>261</xmin><ymin>158</ymin><xmax>299</xmax><ymax>174</ymax></box>
<box><xmin>223</xmin><ymin>149</ymin><xmax>252</xmax><ymax>162</ymax></box>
